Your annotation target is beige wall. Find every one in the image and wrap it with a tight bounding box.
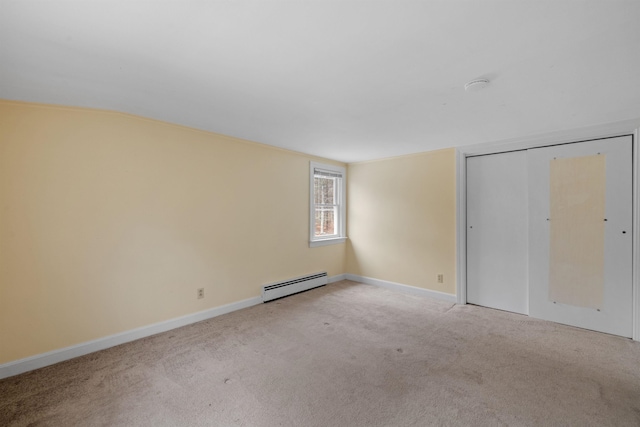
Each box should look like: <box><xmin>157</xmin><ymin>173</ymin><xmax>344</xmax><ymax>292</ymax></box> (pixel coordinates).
<box><xmin>0</xmin><ymin>100</ymin><xmax>346</xmax><ymax>364</ymax></box>
<box><xmin>346</xmin><ymin>149</ymin><xmax>456</xmax><ymax>294</ymax></box>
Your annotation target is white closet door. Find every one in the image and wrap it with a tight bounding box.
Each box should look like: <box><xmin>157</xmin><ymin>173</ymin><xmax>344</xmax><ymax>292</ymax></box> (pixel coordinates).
<box><xmin>528</xmin><ymin>136</ymin><xmax>633</xmax><ymax>337</ymax></box>
<box><xmin>467</xmin><ymin>151</ymin><xmax>529</xmax><ymax>314</ymax></box>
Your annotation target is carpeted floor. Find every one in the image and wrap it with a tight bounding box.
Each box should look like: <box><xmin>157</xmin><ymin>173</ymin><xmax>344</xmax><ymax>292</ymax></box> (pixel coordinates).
<box><xmin>1</xmin><ymin>280</ymin><xmax>640</xmax><ymax>426</ymax></box>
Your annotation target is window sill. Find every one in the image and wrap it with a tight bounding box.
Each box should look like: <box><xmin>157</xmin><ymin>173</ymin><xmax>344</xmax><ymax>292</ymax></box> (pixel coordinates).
<box><xmin>309</xmin><ymin>237</ymin><xmax>347</xmax><ymax>248</ymax></box>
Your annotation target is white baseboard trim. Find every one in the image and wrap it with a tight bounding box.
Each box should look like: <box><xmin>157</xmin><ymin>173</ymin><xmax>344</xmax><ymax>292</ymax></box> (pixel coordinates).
<box><xmin>0</xmin><ymin>296</ymin><xmax>262</xmax><ymax>380</ymax></box>
<box><xmin>328</xmin><ymin>273</ymin><xmax>347</xmax><ymax>283</ymax></box>
<box><xmin>345</xmin><ymin>274</ymin><xmax>457</xmax><ymax>303</ymax></box>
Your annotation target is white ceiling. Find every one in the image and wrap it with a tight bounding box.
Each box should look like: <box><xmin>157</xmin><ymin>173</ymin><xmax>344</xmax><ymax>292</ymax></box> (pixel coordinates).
<box><xmin>1</xmin><ymin>1</ymin><xmax>639</xmax><ymax>163</ymax></box>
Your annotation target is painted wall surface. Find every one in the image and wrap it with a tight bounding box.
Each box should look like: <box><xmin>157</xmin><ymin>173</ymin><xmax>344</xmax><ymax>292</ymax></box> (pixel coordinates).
<box><xmin>346</xmin><ymin>149</ymin><xmax>456</xmax><ymax>294</ymax></box>
<box><xmin>0</xmin><ymin>100</ymin><xmax>346</xmax><ymax>364</ymax></box>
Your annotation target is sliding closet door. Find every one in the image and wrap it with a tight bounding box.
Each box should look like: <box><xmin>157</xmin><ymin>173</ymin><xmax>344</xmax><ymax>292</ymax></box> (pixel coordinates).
<box><xmin>467</xmin><ymin>151</ymin><xmax>528</xmax><ymax>314</ymax></box>
<box><xmin>528</xmin><ymin>136</ymin><xmax>633</xmax><ymax>337</ymax></box>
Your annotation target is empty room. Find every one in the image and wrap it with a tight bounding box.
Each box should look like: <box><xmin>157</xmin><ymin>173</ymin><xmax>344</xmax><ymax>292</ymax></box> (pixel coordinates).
<box><xmin>1</xmin><ymin>1</ymin><xmax>640</xmax><ymax>425</ymax></box>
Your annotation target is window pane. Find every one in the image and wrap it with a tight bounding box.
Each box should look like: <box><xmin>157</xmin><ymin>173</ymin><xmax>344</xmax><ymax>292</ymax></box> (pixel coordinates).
<box><xmin>310</xmin><ymin>162</ymin><xmax>345</xmax><ymax>244</ymax></box>
<box><xmin>314</xmin><ymin>176</ymin><xmax>336</xmax><ymax>205</ymax></box>
<box><xmin>315</xmin><ymin>207</ymin><xmax>337</xmax><ymax>236</ymax></box>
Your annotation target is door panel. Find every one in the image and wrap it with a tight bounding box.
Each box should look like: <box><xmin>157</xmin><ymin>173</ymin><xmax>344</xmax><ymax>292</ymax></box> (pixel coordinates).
<box><xmin>528</xmin><ymin>136</ymin><xmax>633</xmax><ymax>337</ymax></box>
<box><xmin>467</xmin><ymin>151</ymin><xmax>529</xmax><ymax>315</ymax></box>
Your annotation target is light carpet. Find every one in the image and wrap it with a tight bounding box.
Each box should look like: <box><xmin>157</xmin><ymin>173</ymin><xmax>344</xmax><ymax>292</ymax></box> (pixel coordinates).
<box><xmin>1</xmin><ymin>280</ymin><xmax>639</xmax><ymax>426</ymax></box>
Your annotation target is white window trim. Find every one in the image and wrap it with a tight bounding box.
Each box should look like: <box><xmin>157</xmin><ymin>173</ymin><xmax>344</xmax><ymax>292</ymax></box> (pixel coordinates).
<box><xmin>310</xmin><ymin>161</ymin><xmax>347</xmax><ymax>248</ymax></box>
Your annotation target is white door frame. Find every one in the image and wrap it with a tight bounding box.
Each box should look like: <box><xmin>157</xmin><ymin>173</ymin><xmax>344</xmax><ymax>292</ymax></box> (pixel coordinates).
<box><xmin>455</xmin><ymin>119</ymin><xmax>640</xmax><ymax>341</ymax></box>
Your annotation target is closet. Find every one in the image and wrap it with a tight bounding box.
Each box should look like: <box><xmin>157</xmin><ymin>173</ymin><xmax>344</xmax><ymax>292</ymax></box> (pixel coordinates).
<box><xmin>466</xmin><ymin>136</ymin><xmax>633</xmax><ymax>337</ymax></box>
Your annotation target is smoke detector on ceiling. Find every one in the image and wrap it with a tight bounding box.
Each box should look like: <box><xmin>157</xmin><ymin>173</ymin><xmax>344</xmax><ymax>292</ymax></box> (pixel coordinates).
<box><xmin>464</xmin><ymin>79</ymin><xmax>490</xmax><ymax>92</ymax></box>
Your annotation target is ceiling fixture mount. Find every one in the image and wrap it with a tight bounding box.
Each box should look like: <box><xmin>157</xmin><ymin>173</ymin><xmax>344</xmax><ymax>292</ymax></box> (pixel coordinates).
<box><xmin>464</xmin><ymin>79</ymin><xmax>490</xmax><ymax>92</ymax></box>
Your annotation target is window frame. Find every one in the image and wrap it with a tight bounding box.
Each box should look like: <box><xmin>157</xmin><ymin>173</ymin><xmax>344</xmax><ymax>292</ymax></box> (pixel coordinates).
<box><xmin>309</xmin><ymin>161</ymin><xmax>347</xmax><ymax>247</ymax></box>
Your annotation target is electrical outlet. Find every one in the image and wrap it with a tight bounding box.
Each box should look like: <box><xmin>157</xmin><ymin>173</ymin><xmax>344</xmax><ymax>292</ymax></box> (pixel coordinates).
<box><xmin>197</xmin><ymin>288</ymin><xmax>205</xmax><ymax>299</ymax></box>
<box><xmin>437</xmin><ymin>274</ymin><xmax>444</xmax><ymax>283</ymax></box>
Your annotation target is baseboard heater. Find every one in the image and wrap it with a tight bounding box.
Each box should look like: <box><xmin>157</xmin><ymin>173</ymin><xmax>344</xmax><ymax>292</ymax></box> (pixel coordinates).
<box><xmin>262</xmin><ymin>272</ymin><xmax>328</xmax><ymax>302</ymax></box>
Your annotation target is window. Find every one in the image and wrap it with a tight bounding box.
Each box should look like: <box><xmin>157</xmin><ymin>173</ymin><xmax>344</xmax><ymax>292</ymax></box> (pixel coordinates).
<box><xmin>310</xmin><ymin>162</ymin><xmax>346</xmax><ymax>247</ymax></box>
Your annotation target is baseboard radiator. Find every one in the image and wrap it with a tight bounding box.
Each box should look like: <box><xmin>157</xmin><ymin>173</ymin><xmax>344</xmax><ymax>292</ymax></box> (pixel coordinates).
<box><xmin>262</xmin><ymin>272</ymin><xmax>328</xmax><ymax>302</ymax></box>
